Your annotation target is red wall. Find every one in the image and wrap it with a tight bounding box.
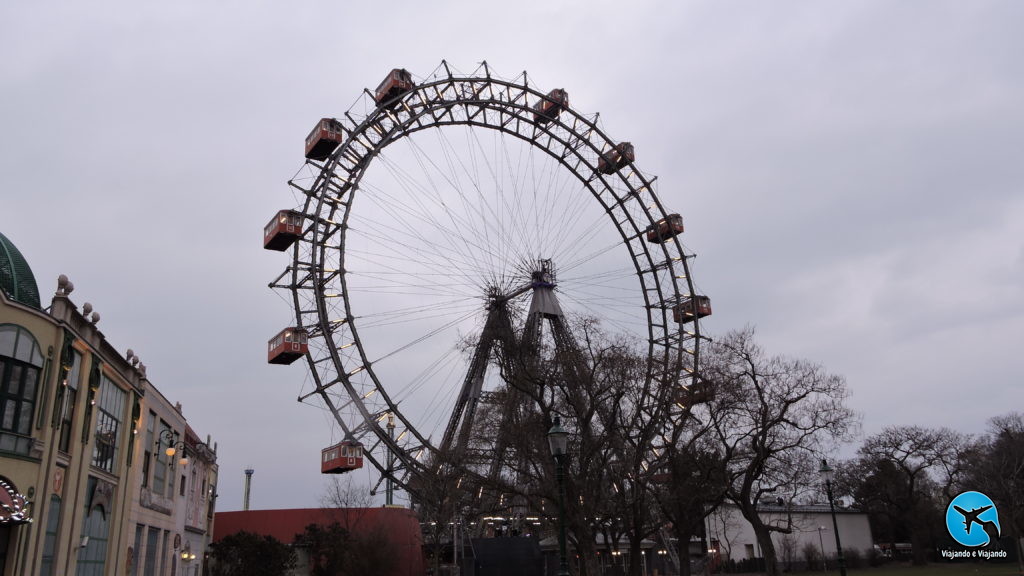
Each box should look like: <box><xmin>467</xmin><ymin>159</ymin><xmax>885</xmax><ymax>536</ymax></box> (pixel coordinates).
<box><xmin>214</xmin><ymin>507</ymin><xmax>424</xmax><ymax>576</ymax></box>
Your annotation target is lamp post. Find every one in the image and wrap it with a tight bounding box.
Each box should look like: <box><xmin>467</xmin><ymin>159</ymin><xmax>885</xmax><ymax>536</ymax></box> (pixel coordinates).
<box><xmin>816</xmin><ymin>527</ymin><xmax>828</xmax><ymax>574</ymax></box>
<box><xmin>157</xmin><ymin>429</ymin><xmax>189</xmax><ymax>468</ymax></box>
<box><xmin>547</xmin><ymin>416</ymin><xmax>570</xmax><ymax>576</ymax></box>
<box><xmin>819</xmin><ymin>460</ymin><xmax>847</xmax><ymax>576</ymax></box>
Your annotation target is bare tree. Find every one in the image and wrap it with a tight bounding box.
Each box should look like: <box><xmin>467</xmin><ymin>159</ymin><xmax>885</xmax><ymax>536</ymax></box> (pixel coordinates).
<box><xmin>320</xmin><ymin>475</ymin><xmax>375</xmax><ymax>532</ymax></box>
<box><xmin>431</xmin><ymin>319</ymin><xmax>851</xmax><ymax>576</ymax></box>
<box><xmin>408</xmin><ymin>452</ymin><xmax>467</xmax><ymax>576</ymax></box>
<box><xmin>464</xmin><ymin>317</ymin><xmax>675</xmax><ymax>576</ymax></box>
<box><xmin>652</xmin><ymin>420</ymin><xmax>728</xmax><ymax>576</ymax></box>
<box><xmin>313</xmin><ymin>476</ymin><xmax>401</xmax><ymax>576</ymax></box>
<box><xmin>321</xmin><ymin>475</ymin><xmax>374</xmax><ymax>508</ymax></box>
<box><xmin>854</xmin><ymin>425</ymin><xmax>967</xmax><ymax>565</ymax></box>
<box><xmin>834</xmin><ymin>456</ymin><xmax>908</xmax><ymax>556</ymax></box>
<box><xmin>590</xmin><ymin>338</ymin><xmax>680</xmax><ymax>576</ymax></box>
<box><xmin>533</xmin><ymin>322</ymin><xmax>657</xmax><ymax>576</ymax></box>
<box><xmin>430</xmin><ymin>315</ymin><xmax>619</xmax><ymax>576</ymax></box>
<box><xmin>706</xmin><ymin>503</ymin><xmax>743</xmax><ymax>564</ymax></box>
<box><xmin>960</xmin><ymin>412</ymin><xmax>1024</xmax><ymax>573</ymax></box>
<box><xmin>704</xmin><ymin>328</ymin><xmax>859</xmax><ymax>576</ymax></box>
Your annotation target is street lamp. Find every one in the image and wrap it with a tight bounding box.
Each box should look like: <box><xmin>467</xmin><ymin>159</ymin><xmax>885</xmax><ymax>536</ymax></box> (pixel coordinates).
<box><xmin>816</xmin><ymin>526</ymin><xmax>828</xmax><ymax>574</ymax></box>
<box><xmin>156</xmin><ymin>429</ymin><xmax>188</xmax><ymax>468</ymax></box>
<box><xmin>818</xmin><ymin>460</ymin><xmax>847</xmax><ymax>576</ymax></box>
<box><xmin>180</xmin><ymin>542</ymin><xmax>196</xmax><ymax>563</ymax></box>
<box><xmin>547</xmin><ymin>416</ymin><xmax>570</xmax><ymax>576</ymax></box>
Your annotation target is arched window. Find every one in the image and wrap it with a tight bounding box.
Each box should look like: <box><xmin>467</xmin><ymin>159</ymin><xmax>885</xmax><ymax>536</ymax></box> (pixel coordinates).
<box><xmin>0</xmin><ymin>324</ymin><xmax>44</xmax><ymax>455</ymax></box>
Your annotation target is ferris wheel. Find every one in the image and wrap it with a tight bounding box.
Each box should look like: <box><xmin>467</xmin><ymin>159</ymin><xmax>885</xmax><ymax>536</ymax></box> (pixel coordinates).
<box><xmin>265</xmin><ymin>61</ymin><xmax>709</xmax><ymax>502</ymax></box>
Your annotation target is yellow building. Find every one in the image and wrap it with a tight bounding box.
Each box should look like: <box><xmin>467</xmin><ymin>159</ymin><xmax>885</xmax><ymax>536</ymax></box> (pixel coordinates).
<box><xmin>0</xmin><ymin>231</ymin><xmax>217</xmax><ymax>575</ymax></box>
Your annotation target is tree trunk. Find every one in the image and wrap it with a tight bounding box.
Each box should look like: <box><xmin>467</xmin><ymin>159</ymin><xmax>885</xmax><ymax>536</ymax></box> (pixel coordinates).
<box><xmin>677</xmin><ymin>536</ymin><xmax>692</xmax><ymax>576</ymax></box>
<box><xmin>576</xmin><ymin>534</ymin><xmax>599</xmax><ymax>576</ymax></box>
<box><xmin>750</xmin><ymin>522</ymin><xmax>780</xmax><ymax>576</ymax></box>
<box><xmin>431</xmin><ymin>533</ymin><xmax>443</xmax><ymax>576</ymax></box>
<box><xmin>627</xmin><ymin>536</ymin><xmax>643</xmax><ymax>576</ymax></box>
<box><xmin>907</xmin><ymin>509</ymin><xmax>928</xmax><ymax>566</ymax></box>
<box><xmin>1013</xmin><ymin>514</ymin><xmax>1024</xmax><ymax>576</ymax></box>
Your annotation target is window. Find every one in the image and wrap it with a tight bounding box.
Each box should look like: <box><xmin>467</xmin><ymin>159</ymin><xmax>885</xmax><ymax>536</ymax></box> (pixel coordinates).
<box><xmin>91</xmin><ymin>375</ymin><xmax>127</xmax><ymax>473</ymax></box>
<box><xmin>140</xmin><ymin>452</ymin><xmax>151</xmax><ymax>489</ymax></box>
<box><xmin>0</xmin><ymin>325</ymin><xmax>44</xmax><ymax>365</ymax></box>
<box><xmin>143</xmin><ymin>526</ymin><xmax>159</xmax><ymax>576</ymax></box>
<box><xmin>130</xmin><ymin>524</ymin><xmax>143</xmax><ymax>576</ymax></box>
<box><xmin>151</xmin><ymin>420</ymin><xmax>181</xmax><ymax>498</ymax></box>
<box><xmin>163</xmin><ymin>530</ymin><xmax>172</xmax><ymax>576</ymax></box>
<box><xmin>76</xmin><ymin>477</ymin><xmax>112</xmax><ymax>576</ymax></box>
<box><xmin>40</xmin><ymin>495</ymin><xmax>62</xmax><ymax>576</ymax></box>
<box><xmin>152</xmin><ymin>421</ymin><xmax>168</xmax><ymax>496</ymax></box>
<box><xmin>143</xmin><ymin>412</ymin><xmax>155</xmax><ymax>488</ymax></box>
<box><xmin>0</xmin><ymin>325</ymin><xmax>43</xmax><ymax>455</ymax></box>
<box><xmin>58</xmin><ymin>350</ymin><xmax>82</xmax><ymax>453</ymax></box>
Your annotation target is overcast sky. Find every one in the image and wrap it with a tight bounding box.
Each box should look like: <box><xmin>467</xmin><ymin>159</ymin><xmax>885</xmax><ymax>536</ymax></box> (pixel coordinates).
<box><xmin>2</xmin><ymin>1</ymin><xmax>1022</xmax><ymax>512</ymax></box>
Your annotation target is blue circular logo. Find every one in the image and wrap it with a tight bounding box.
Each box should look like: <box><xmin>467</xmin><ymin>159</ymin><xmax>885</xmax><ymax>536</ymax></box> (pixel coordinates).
<box><xmin>946</xmin><ymin>491</ymin><xmax>1001</xmax><ymax>547</ymax></box>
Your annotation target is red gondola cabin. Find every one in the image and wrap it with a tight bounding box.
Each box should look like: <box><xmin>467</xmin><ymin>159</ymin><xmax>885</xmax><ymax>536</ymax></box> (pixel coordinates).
<box><xmin>597</xmin><ymin>142</ymin><xmax>635</xmax><ymax>174</ymax></box>
<box><xmin>672</xmin><ymin>296</ymin><xmax>712</xmax><ymax>324</ymax></box>
<box><xmin>268</xmin><ymin>328</ymin><xmax>308</xmax><ymax>365</ymax></box>
<box><xmin>375</xmin><ymin>68</ymin><xmax>415</xmax><ymax>105</ymax></box>
<box><xmin>321</xmin><ymin>441</ymin><xmax>364</xmax><ymax>474</ymax></box>
<box><xmin>533</xmin><ymin>89</ymin><xmax>568</xmax><ymax>123</ymax></box>
<box><xmin>263</xmin><ymin>210</ymin><xmax>304</xmax><ymax>251</ymax></box>
<box><xmin>305</xmin><ymin>118</ymin><xmax>345</xmax><ymax>161</ymax></box>
<box><xmin>646</xmin><ymin>214</ymin><xmax>684</xmax><ymax>243</ymax></box>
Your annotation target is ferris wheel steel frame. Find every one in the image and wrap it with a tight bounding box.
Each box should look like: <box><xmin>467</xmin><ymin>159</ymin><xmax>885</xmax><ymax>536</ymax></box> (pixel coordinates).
<box><xmin>271</xmin><ymin>61</ymin><xmax>704</xmax><ymax>497</ymax></box>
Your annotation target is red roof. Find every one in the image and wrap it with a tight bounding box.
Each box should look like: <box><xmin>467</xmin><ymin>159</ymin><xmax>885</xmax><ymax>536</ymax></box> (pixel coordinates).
<box><xmin>214</xmin><ymin>507</ymin><xmax>424</xmax><ymax>576</ymax></box>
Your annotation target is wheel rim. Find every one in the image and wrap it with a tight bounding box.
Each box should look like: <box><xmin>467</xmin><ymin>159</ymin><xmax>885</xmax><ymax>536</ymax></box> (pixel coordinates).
<box><xmin>274</xmin><ymin>61</ymin><xmax>702</xmax><ymax>500</ymax></box>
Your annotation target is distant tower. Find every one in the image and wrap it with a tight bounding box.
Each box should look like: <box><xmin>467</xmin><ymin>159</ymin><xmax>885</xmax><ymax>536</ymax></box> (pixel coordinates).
<box><xmin>243</xmin><ymin>468</ymin><xmax>254</xmax><ymax>511</ymax></box>
<box><xmin>386</xmin><ymin>413</ymin><xmax>395</xmax><ymax>506</ymax></box>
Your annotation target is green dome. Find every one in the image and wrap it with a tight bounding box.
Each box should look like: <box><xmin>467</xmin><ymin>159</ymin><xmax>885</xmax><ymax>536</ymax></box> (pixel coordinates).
<box><xmin>0</xmin><ymin>232</ymin><xmax>41</xmax><ymax>309</ymax></box>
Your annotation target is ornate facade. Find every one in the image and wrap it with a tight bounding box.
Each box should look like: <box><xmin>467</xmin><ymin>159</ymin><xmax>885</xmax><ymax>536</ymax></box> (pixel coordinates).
<box><xmin>0</xmin><ymin>231</ymin><xmax>218</xmax><ymax>575</ymax></box>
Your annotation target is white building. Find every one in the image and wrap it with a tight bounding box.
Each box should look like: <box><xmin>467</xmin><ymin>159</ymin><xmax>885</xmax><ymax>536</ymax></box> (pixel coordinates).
<box><xmin>706</xmin><ymin>503</ymin><xmax>873</xmax><ymax>571</ymax></box>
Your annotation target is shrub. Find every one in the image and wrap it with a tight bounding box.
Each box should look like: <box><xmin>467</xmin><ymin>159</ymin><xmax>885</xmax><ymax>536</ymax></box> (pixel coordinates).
<box><xmin>844</xmin><ymin>547</ymin><xmax>863</xmax><ymax>569</ymax></box>
<box><xmin>801</xmin><ymin>542</ymin><xmax>821</xmax><ymax>572</ymax></box>
<box><xmin>209</xmin><ymin>531</ymin><xmax>297</xmax><ymax>576</ymax></box>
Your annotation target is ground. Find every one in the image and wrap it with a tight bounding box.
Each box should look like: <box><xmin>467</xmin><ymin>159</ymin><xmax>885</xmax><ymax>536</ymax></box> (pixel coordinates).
<box><xmin>774</xmin><ymin>562</ymin><xmax>1020</xmax><ymax>576</ymax></box>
